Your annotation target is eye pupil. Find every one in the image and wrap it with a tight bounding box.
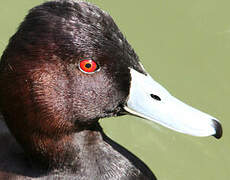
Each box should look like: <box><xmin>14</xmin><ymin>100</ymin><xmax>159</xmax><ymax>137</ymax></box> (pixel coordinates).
<box><xmin>85</xmin><ymin>63</ymin><xmax>91</xmax><ymax>68</ymax></box>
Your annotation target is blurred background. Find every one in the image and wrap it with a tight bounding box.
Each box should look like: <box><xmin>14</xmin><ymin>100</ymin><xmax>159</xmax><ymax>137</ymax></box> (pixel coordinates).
<box><xmin>0</xmin><ymin>0</ymin><xmax>229</xmax><ymax>179</ymax></box>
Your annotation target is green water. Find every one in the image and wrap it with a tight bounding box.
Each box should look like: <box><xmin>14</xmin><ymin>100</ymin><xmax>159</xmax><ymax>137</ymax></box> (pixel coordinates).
<box><xmin>0</xmin><ymin>1</ymin><xmax>229</xmax><ymax>179</ymax></box>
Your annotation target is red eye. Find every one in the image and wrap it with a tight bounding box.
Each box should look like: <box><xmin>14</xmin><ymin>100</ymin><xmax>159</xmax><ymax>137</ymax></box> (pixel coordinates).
<box><xmin>79</xmin><ymin>59</ymin><xmax>99</xmax><ymax>73</ymax></box>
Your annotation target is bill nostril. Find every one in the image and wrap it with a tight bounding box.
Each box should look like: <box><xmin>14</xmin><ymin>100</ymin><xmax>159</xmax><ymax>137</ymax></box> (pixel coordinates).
<box><xmin>212</xmin><ymin>119</ymin><xmax>223</xmax><ymax>139</ymax></box>
<box><xmin>150</xmin><ymin>94</ymin><xmax>161</xmax><ymax>101</ymax></box>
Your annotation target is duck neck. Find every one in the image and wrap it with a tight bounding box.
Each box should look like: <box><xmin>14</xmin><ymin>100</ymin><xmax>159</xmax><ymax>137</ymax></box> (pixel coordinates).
<box><xmin>28</xmin><ymin>122</ymin><xmax>105</xmax><ymax>171</ymax></box>
<box><xmin>13</xmin><ymin>121</ymin><xmax>155</xmax><ymax>178</ymax></box>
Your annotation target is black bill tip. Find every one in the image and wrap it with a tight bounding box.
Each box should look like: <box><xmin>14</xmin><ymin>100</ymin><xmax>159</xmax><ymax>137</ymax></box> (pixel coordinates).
<box><xmin>212</xmin><ymin>119</ymin><xmax>223</xmax><ymax>139</ymax></box>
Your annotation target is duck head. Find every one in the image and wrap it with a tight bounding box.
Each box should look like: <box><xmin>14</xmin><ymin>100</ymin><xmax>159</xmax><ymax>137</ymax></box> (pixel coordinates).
<box><xmin>0</xmin><ymin>0</ymin><xmax>222</xmax><ymax>169</ymax></box>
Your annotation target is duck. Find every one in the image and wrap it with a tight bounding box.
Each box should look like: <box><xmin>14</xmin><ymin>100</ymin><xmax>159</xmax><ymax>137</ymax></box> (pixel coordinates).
<box><xmin>0</xmin><ymin>0</ymin><xmax>222</xmax><ymax>179</ymax></box>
